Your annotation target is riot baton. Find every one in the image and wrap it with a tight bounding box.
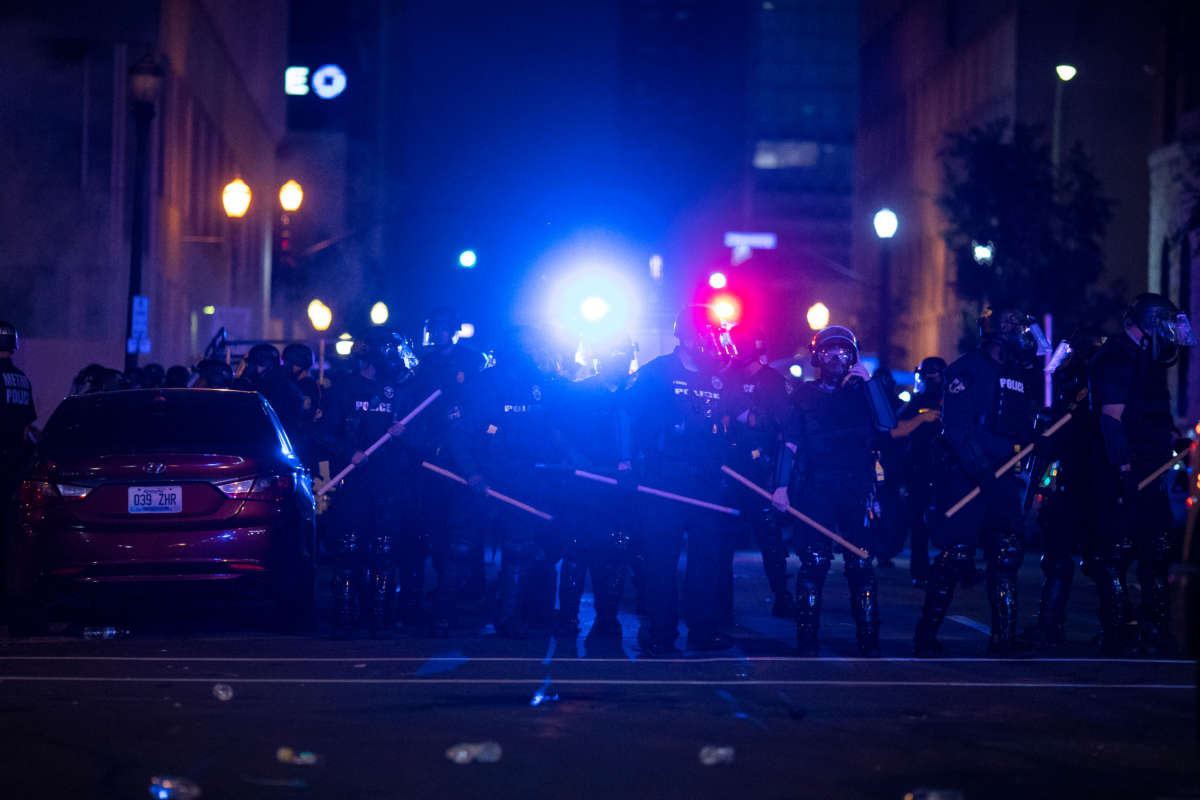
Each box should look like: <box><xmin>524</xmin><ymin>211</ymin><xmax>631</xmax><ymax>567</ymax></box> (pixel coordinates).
<box><xmin>316</xmin><ymin>389</ymin><xmax>442</xmax><ymax>496</ymax></box>
<box><xmin>421</xmin><ymin>461</ymin><xmax>554</xmax><ymax>521</ymax></box>
<box><xmin>720</xmin><ymin>466</ymin><xmax>870</xmax><ymax>559</ymax></box>
<box><xmin>1137</xmin><ymin>446</ymin><xmax>1192</xmax><ymax>491</ymax></box>
<box><xmin>570</xmin><ymin>468</ymin><xmax>741</xmax><ymax>516</ymax></box>
<box><xmin>944</xmin><ymin>412</ymin><xmax>1073</xmax><ymax>519</ymax></box>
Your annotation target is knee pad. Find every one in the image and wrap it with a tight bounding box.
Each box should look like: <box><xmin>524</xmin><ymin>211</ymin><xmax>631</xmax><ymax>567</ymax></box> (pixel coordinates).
<box><xmin>933</xmin><ymin>545</ymin><xmax>973</xmax><ymax>580</ymax></box>
<box><xmin>993</xmin><ymin>532</ymin><xmax>1023</xmax><ymax>572</ymax></box>
<box><xmin>1039</xmin><ymin>553</ymin><xmax>1074</xmax><ymax>581</ymax></box>
<box><xmin>798</xmin><ymin>549</ymin><xmax>831</xmax><ymax>581</ymax></box>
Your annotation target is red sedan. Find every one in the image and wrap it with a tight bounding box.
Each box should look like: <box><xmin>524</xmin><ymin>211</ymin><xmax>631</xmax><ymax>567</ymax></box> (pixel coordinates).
<box><xmin>4</xmin><ymin>389</ymin><xmax>317</xmax><ymax>635</ymax></box>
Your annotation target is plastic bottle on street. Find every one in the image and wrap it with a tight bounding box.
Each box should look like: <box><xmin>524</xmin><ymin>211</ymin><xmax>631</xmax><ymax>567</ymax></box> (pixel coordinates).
<box><xmin>83</xmin><ymin>627</ymin><xmax>130</xmax><ymax>640</ymax></box>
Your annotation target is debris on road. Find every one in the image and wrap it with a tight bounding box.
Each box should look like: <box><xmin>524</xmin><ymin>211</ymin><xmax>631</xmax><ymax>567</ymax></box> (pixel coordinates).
<box><xmin>904</xmin><ymin>789</ymin><xmax>965</xmax><ymax>800</ymax></box>
<box><xmin>277</xmin><ymin>746</ymin><xmax>321</xmax><ymax>766</ymax></box>
<box><xmin>698</xmin><ymin>746</ymin><xmax>735</xmax><ymax>766</ymax></box>
<box><xmin>530</xmin><ymin>678</ymin><xmax>559</xmax><ymax>706</ymax></box>
<box><xmin>211</xmin><ymin>683</ymin><xmax>234</xmax><ymax>702</ymax></box>
<box><xmin>149</xmin><ymin>775</ymin><xmax>201</xmax><ymax>799</ymax></box>
<box><xmin>445</xmin><ymin>741</ymin><xmax>503</xmax><ymax>764</ymax></box>
<box><xmin>83</xmin><ymin>626</ymin><xmax>130</xmax><ymax>640</ymax></box>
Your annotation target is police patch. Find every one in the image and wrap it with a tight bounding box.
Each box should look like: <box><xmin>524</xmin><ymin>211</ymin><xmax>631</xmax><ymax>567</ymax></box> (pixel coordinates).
<box><xmin>531</xmin><ymin>384</ymin><xmax>542</xmax><ymax>402</ymax></box>
<box><xmin>383</xmin><ymin>385</ymin><xmax>395</xmax><ymax>400</ymax></box>
<box><xmin>712</xmin><ymin>376</ymin><xmax>724</xmax><ymax>390</ymax></box>
<box><xmin>948</xmin><ymin>377</ymin><xmax>967</xmax><ymax>394</ymax></box>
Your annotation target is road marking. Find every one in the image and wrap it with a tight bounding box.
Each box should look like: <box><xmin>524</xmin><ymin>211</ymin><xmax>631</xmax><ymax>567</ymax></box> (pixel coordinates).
<box><xmin>947</xmin><ymin>615</ymin><xmax>991</xmax><ymax>635</ymax></box>
<box><xmin>0</xmin><ymin>655</ymin><xmax>1190</xmax><ymax>664</ymax></box>
<box><xmin>0</xmin><ymin>676</ymin><xmax>1189</xmax><ymax>689</ymax></box>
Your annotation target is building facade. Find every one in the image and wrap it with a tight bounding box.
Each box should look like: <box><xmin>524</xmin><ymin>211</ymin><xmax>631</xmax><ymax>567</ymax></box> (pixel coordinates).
<box><xmin>0</xmin><ymin>0</ymin><xmax>286</xmax><ymax>419</ymax></box>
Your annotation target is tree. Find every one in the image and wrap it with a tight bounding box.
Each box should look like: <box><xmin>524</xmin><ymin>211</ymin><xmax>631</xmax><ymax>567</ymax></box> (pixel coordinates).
<box><xmin>938</xmin><ymin>119</ymin><xmax>1115</xmax><ymax>338</ymax></box>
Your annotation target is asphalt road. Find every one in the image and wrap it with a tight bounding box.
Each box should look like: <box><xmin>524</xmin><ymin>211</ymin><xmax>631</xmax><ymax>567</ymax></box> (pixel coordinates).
<box><xmin>1</xmin><ymin>552</ymin><xmax>1196</xmax><ymax>800</ymax></box>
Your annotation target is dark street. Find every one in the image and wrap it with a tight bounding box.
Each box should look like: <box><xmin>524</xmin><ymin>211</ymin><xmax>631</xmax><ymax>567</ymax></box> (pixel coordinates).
<box><xmin>2</xmin><ymin>553</ymin><xmax>1195</xmax><ymax>800</ymax></box>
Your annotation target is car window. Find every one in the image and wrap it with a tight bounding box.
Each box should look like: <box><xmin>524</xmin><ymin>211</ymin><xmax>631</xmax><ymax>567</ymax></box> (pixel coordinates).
<box><xmin>40</xmin><ymin>390</ymin><xmax>284</xmax><ymax>456</ymax></box>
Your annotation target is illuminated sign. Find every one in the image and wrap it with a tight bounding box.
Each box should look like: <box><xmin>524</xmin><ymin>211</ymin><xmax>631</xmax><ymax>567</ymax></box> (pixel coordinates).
<box><xmin>723</xmin><ymin>231</ymin><xmax>777</xmax><ymax>250</ymax></box>
<box><xmin>285</xmin><ymin>64</ymin><xmax>347</xmax><ymax>100</ymax></box>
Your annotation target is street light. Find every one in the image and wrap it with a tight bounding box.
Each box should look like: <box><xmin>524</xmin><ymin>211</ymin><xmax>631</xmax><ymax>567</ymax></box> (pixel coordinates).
<box><xmin>1052</xmin><ymin>64</ymin><xmax>1077</xmax><ymax>171</ymax></box>
<box><xmin>972</xmin><ymin>241</ymin><xmax>994</xmax><ymax>265</ymax></box>
<box><xmin>124</xmin><ymin>54</ymin><xmax>164</xmax><ymax>372</ymax></box>
<box><xmin>806</xmin><ymin>302</ymin><xmax>830</xmax><ymax>330</ymax></box>
<box><xmin>222</xmin><ymin>178</ymin><xmax>252</xmax><ymax>218</ymax></box>
<box><xmin>279</xmin><ymin>180</ymin><xmax>303</xmax><ymax>212</ymax></box>
<box><xmin>873</xmin><ymin>207</ymin><xmax>898</xmax><ymax>371</ymax></box>
<box><xmin>307</xmin><ymin>299</ymin><xmax>332</xmax><ymax>331</ymax></box>
<box><xmin>370</xmin><ymin>301</ymin><xmax>389</xmax><ymax>326</ymax></box>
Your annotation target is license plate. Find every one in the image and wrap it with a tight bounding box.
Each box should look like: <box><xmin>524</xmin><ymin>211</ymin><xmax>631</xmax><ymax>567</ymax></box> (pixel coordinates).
<box><xmin>128</xmin><ymin>486</ymin><xmax>182</xmax><ymax>514</ymax></box>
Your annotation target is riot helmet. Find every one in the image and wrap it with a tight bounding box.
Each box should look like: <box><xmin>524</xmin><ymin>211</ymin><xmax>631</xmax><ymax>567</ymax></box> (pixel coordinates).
<box><xmin>0</xmin><ymin>320</ymin><xmax>17</xmax><ymax>353</ymax></box>
<box><xmin>729</xmin><ymin>324</ymin><xmax>768</xmax><ymax>368</ymax></box>
<box><xmin>193</xmin><ymin>359</ymin><xmax>233</xmax><ymax>389</ymax></box>
<box><xmin>913</xmin><ymin>356</ymin><xmax>947</xmax><ymax>398</ymax></box>
<box><xmin>978</xmin><ymin>308</ymin><xmax>1045</xmax><ymax>366</ymax></box>
<box><xmin>282</xmin><ymin>343</ymin><xmax>315</xmax><ymax>375</ymax></box>
<box><xmin>423</xmin><ymin>307</ymin><xmax>461</xmax><ymax>349</ymax></box>
<box><xmin>246</xmin><ymin>343</ymin><xmax>281</xmax><ymax>373</ymax></box>
<box><xmin>674</xmin><ymin>305</ymin><xmax>734</xmax><ymax>366</ymax></box>
<box><xmin>809</xmin><ymin>325</ymin><xmax>859</xmax><ymax>385</ymax></box>
<box><xmin>163</xmin><ymin>365</ymin><xmax>190</xmax><ymax>388</ymax></box>
<box><xmin>142</xmin><ymin>363</ymin><xmax>165</xmax><ymax>388</ymax></box>
<box><xmin>1125</xmin><ymin>293</ymin><xmax>1195</xmax><ymax>365</ymax></box>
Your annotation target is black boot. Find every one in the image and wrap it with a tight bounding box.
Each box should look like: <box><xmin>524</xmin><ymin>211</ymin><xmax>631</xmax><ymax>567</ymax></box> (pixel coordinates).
<box><xmin>557</xmin><ymin>547</ymin><xmax>586</xmax><ymax>635</ymax></box>
<box><xmin>914</xmin><ymin>548</ymin><xmax>965</xmax><ymax>657</ymax></box>
<box><xmin>1091</xmin><ymin>552</ymin><xmax>1136</xmax><ymax>655</ymax></box>
<box><xmin>986</xmin><ymin>569</ymin><xmax>1024</xmax><ymax>655</ymax></box>
<box><xmin>846</xmin><ymin>558</ymin><xmax>881</xmax><ymax>657</ymax></box>
<box><xmin>772</xmin><ymin>590</ymin><xmax>797</xmax><ymax>619</ymax></box>
<box><xmin>331</xmin><ymin>568</ymin><xmax>358</xmax><ymax>640</ymax></box>
<box><xmin>795</xmin><ymin>574</ymin><xmax>823</xmax><ymax>656</ymax></box>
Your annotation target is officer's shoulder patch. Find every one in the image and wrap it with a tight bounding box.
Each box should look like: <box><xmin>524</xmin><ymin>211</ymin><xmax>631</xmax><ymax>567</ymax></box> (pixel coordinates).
<box><xmin>947</xmin><ymin>377</ymin><xmax>967</xmax><ymax>394</ymax></box>
<box><xmin>531</xmin><ymin>384</ymin><xmax>542</xmax><ymax>402</ymax></box>
<box><xmin>383</xmin><ymin>385</ymin><xmax>395</xmax><ymax>400</ymax></box>
<box><xmin>711</xmin><ymin>376</ymin><xmax>724</xmax><ymax>390</ymax></box>
<box><xmin>456</xmin><ymin>371</ymin><xmax>466</xmax><ymax>384</ymax></box>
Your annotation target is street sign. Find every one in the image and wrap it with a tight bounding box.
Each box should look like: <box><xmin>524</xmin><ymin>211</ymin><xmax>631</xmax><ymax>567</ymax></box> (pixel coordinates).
<box><xmin>131</xmin><ymin>295</ymin><xmax>149</xmax><ymax>337</ymax></box>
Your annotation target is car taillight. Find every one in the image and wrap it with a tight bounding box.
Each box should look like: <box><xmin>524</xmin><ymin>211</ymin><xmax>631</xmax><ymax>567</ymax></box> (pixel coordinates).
<box><xmin>217</xmin><ymin>474</ymin><xmax>293</xmax><ymax>501</ymax></box>
<box><xmin>55</xmin><ymin>484</ymin><xmax>92</xmax><ymax>499</ymax></box>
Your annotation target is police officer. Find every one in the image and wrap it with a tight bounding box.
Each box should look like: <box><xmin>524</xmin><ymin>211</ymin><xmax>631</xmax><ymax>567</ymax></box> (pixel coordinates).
<box><xmin>0</xmin><ymin>321</ymin><xmax>35</xmax><ymax>512</ymax></box>
<box><xmin>722</xmin><ymin>324</ymin><xmax>795</xmax><ymax>618</ymax></box>
<box><xmin>557</xmin><ymin>335</ymin><xmax>636</xmax><ymax>637</ymax></box>
<box><xmin>914</xmin><ymin>308</ymin><xmax>1040</xmax><ymax>656</ymax></box>
<box><xmin>234</xmin><ymin>343</ymin><xmax>280</xmax><ymax>390</ymax></box>
<box><xmin>409</xmin><ymin>307</ymin><xmax>490</xmax><ymax>637</ymax></box>
<box><xmin>281</xmin><ymin>343</ymin><xmax>322</xmax><ymax>466</ymax></box>
<box><xmin>628</xmin><ymin>305</ymin><xmax>734</xmax><ymax>655</ymax></box>
<box><xmin>896</xmin><ymin>357</ymin><xmax>947</xmax><ymax>586</ymax></box>
<box><xmin>322</xmin><ymin>335</ymin><xmax>412</xmax><ymax>638</ymax></box>
<box><xmin>1088</xmin><ymin>294</ymin><xmax>1191</xmax><ymax>654</ymax></box>
<box><xmin>1031</xmin><ymin>327</ymin><xmax>1106</xmax><ymax>646</ymax></box>
<box><xmin>476</xmin><ymin>326</ymin><xmax>566</xmax><ymax>637</ymax></box>
<box><xmin>783</xmin><ymin>325</ymin><xmax>881</xmax><ymax>656</ymax></box>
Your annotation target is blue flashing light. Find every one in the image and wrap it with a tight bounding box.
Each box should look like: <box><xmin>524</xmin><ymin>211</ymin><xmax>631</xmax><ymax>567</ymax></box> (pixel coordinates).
<box><xmin>708</xmin><ymin>271</ymin><xmax>727</xmax><ymax>289</ymax></box>
<box><xmin>458</xmin><ymin>250</ymin><xmax>477</xmax><ymax>268</ymax></box>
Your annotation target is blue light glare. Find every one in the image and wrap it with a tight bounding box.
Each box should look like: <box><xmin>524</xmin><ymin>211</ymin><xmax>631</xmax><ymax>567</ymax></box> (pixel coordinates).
<box><xmin>458</xmin><ymin>250</ymin><xmax>477</xmax><ymax>268</ymax></box>
<box><xmin>546</xmin><ymin>264</ymin><xmax>640</xmax><ymax>345</ymax></box>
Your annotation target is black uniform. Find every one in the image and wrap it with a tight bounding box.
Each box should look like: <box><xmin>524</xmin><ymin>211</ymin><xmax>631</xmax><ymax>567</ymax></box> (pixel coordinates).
<box><xmin>1088</xmin><ymin>334</ymin><xmax>1175</xmax><ymax>652</ymax></box>
<box><xmin>895</xmin><ymin>390</ymin><xmax>943</xmax><ymax>583</ymax></box>
<box><xmin>475</xmin><ymin>355</ymin><xmax>565</xmax><ymax>637</ymax></box>
<box><xmin>915</xmin><ymin>349</ymin><xmax>1037</xmax><ymax>655</ymax></box>
<box><xmin>408</xmin><ymin>341</ymin><xmax>490</xmax><ymax>635</ymax></box>
<box><xmin>557</xmin><ymin>373</ymin><xmax>634</xmax><ymax>636</ymax></box>
<box><xmin>322</xmin><ymin>367</ymin><xmax>417</xmax><ymax>637</ymax></box>
<box><xmin>722</xmin><ymin>360</ymin><xmax>793</xmax><ymax>615</ymax></box>
<box><xmin>628</xmin><ymin>347</ymin><xmax>729</xmax><ymax>652</ymax></box>
<box><xmin>1033</xmin><ymin>346</ymin><xmax>1102</xmax><ymax>645</ymax></box>
<box><xmin>786</xmin><ymin>379</ymin><xmax>881</xmax><ymax>655</ymax></box>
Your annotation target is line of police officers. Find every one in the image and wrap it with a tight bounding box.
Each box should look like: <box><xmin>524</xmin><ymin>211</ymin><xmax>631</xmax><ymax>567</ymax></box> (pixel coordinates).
<box><xmin>0</xmin><ymin>291</ymin><xmax>1190</xmax><ymax>655</ymax></box>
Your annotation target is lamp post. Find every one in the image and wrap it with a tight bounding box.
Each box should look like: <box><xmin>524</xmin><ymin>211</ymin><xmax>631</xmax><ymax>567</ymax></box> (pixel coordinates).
<box><xmin>1051</xmin><ymin>64</ymin><xmax>1076</xmax><ymax>173</ymax></box>
<box><xmin>124</xmin><ymin>54</ymin><xmax>163</xmax><ymax>372</ymax></box>
<box><xmin>873</xmin><ymin>208</ymin><xmax>898</xmax><ymax>373</ymax></box>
